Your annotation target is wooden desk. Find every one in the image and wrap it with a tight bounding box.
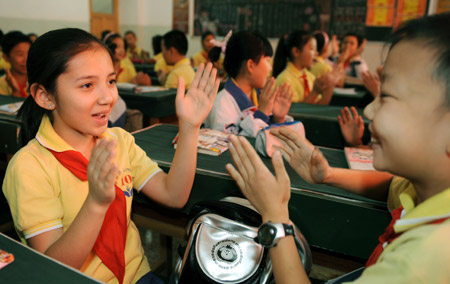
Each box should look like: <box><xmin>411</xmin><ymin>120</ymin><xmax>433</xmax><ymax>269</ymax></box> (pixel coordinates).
<box><xmin>132</xmin><ymin>124</ymin><xmax>390</xmax><ymax>260</ymax></box>
<box><xmin>0</xmin><ymin>233</ymin><xmax>101</xmax><ymax>283</ymax></box>
<box><xmin>0</xmin><ymin>96</ymin><xmax>25</xmax><ymax>154</ymax></box>
<box><xmin>288</xmin><ymin>103</ymin><xmax>371</xmax><ymax>149</ymax></box>
<box><xmin>119</xmin><ymin>89</ymin><xmax>177</xmax><ymax>124</ymax></box>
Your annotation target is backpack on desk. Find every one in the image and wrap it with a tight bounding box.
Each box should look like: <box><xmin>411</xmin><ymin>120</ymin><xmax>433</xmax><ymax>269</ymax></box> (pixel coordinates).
<box><xmin>171</xmin><ymin>197</ymin><xmax>312</xmax><ymax>284</ymax></box>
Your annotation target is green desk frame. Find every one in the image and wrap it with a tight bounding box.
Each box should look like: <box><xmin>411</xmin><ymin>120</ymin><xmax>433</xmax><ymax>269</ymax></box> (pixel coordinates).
<box><xmin>133</xmin><ymin>124</ymin><xmax>390</xmax><ymax>260</ymax></box>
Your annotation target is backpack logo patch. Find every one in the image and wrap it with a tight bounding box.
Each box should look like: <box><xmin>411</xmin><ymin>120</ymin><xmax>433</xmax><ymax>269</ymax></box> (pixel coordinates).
<box><xmin>211</xmin><ymin>239</ymin><xmax>242</xmax><ymax>269</ymax></box>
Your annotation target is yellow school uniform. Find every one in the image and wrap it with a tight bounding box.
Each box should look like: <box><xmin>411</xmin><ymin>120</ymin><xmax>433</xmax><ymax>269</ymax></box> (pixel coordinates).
<box><xmin>351</xmin><ymin>177</ymin><xmax>450</xmax><ymax>283</ymax></box>
<box><xmin>0</xmin><ymin>52</ymin><xmax>11</xmax><ymax>70</ymax></box>
<box><xmin>165</xmin><ymin>58</ymin><xmax>195</xmax><ymax>89</ymax></box>
<box><xmin>154</xmin><ymin>56</ymin><xmax>173</xmax><ymax>76</ymax></box>
<box><xmin>3</xmin><ymin>115</ymin><xmax>162</xmax><ymax>284</ymax></box>
<box><xmin>0</xmin><ymin>74</ymin><xmax>28</xmax><ymax>97</ymax></box>
<box><xmin>310</xmin><ymin>56</ymin><xmax>332</xmax><ymax>78</ymax></box>
<box><xmin>117</xmin><ymin>57</ymin><xmax>137</xmax><ymax>83</ymax></box>
<box><xmin>127</xmin><ymin>46</ymin><xmax>142</xmax><ymax>59</ymax></box>
<box><xmin>275</xmin><ymin>62</ymin><xmax>316</xmax><ymax>103</ymax></box>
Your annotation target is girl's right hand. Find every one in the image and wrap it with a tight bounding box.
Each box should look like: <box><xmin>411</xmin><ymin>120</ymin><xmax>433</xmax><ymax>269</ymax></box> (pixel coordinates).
<box><xmin>270</xmin><ymin>127</ymin><xmax>330</xmax><ymax>184</ymax></box>
<box><xmin>258</xmin><ymin>77</ymin><xmax>277</xmax><ymax>116</ymax></box>
<box><xmin>87</xmin><ymin>139</ymin><xmax>118</xmax><ymax>207</ymax></box>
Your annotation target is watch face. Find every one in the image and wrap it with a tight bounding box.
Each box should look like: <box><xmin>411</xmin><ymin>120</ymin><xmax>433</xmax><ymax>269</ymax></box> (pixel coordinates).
<box><xmin>258</xmin><ymin>223</ymin><xmax>277</xmax><ymax>246</ymax></box>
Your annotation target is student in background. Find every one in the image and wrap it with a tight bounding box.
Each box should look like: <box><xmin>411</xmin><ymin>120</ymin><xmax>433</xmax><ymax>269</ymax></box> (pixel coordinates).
<box><xmin>103</xmin><ymin>32</ymin><xmax>150</xmax><ymax>86</ymax></box>
<box><xmin>124</xmin><ymin>30</ymin><xmax>149</xmax><ymax>63</ymax></box>
<box><xmin>153</xmin><ymin>34</ymin><xmax>173</xmax><ymax>84</ymax></box>
<box><xmin>191</xmin><ymin>31</ymin><xmax>224</xmax><ymax>73</ymax></box>
<box><xmin>333</xmin><ymin>33</ymin><xmax>369</xmax><ymax>80</ymax></box>
<box><xmin>273</xmin><ymin>30</ymin><xmax>336</xmax><ymax>104</ymax></box>
<box><xmin>0</xmin><ymin>29</ymin><xmax>10</xmax><ymax>71</ymax></box>
<box><xmin>27</xmin><ymin>33</ymin><xmax>38</xmax><ymax>43</ymax></box>
<box><xmin>0</xmin><ymin>31</ymin><xmax>31</xmax><ymax>97</ymax></box>
<box><xmin>309</xmin><ymin>31</ymin><xmax>333</xmax><ymax>78</ymax></box>
<box><xmin>204</xmin><ymin>31</ymin><xmax>292</xmax><ymax>137</ymax></box>
<box><xmin>161</xmin><ymin>30</ymin><xmax>195</xmax><ymax>89</ymax></box>
<box><xmin>226</xmin><ymin>13</ymin><xmax>450</xmax><ymax>283</ymax></box>
<box><xmin>3</xmin><ymin>27</ymin><xmax>220</xmax><ymax>284</ymax></box>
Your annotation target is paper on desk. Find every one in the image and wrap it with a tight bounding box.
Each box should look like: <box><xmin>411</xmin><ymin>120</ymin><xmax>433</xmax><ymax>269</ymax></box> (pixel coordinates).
<box><xmin>334</xmin><ymin>87</ymin><xmax>357</xmax><ymax>95</ymax></box>
<box><xmin>0</xmin><ymin>249</ymin><xmax>14</xmax><ymax>269</ymax></box>
<box><xmin>0</xmin><ymin>102</ymin><xmax>23</xmax><ymax>114</ymax></box>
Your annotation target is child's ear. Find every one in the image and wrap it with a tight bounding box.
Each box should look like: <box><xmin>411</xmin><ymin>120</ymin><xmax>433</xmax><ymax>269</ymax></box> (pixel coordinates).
<box><xmin>246</xmin><ymin>59</ymin><xmax>255</xmax><ymax>75</ymax></box>
<box><xmin>30</xmin><ymin>83</ymin><xmax>55</xmax><ymax>110</ymax></box>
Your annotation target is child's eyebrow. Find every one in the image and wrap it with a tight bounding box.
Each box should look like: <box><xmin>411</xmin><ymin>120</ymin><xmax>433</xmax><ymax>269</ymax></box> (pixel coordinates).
<box><xmin>75</xmin><ymin>72</ymin><xmax>117</xmax><ymax>81</ymax></box>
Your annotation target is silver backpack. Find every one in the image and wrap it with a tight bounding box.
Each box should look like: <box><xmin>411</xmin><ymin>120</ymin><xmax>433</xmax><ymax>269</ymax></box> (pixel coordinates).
<box><xmin>171</xmin><ymin>197</ymin><xmax>312</xmax><ymax>284</ymax></box>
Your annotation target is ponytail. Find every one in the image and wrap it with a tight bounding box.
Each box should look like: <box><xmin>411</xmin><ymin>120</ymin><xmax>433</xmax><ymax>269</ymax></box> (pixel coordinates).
<box><xmin>273</xmin><ymin>30</ymin><xmax>313</xmax><ymax>78</ymax></box>
<box><xmin>17</xmin><ymin>96</ymin><xmax>51</xmax><ymax>146</ymax></box>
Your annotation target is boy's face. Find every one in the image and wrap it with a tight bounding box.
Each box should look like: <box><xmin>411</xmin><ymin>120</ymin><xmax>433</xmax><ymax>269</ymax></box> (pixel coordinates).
<box><xmin>161</xmin><ymin>40</ymin><xmax>175</xmax><ymax>65</ymax></box>
<box><xmin>4</xmin><ymin>42</ymin><xmax>30</xmax><ymax>75</ymax></box>
<box><xmin>125</xmin><ymin>33</ymin><xmax>136</xmax><ymax>47</ymax></box>
<box><xmin>364</xmin><ymin>40</ymin><xmax>449</xmax><ymax>180</ymax></box>
<box><xmin>341</xmin><ymin>36</ymin><xmax>358</xmax><ymax>56</ymax></box>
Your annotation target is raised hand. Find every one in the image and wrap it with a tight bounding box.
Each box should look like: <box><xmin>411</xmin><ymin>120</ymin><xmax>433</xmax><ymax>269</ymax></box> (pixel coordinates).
<box><xmin>87</xmin><ymin>139</ymin><xmax>118</xmax><ymax>207</ymax></box>
<box><xmin>270</xmin><ymin>127</ymin><xmax>330</xmax><ymax>184</ymax></box>
<box><xmin>226</xmin><ymin>135</ymin><xmax>290</xmax><ymax>222</ymax></box>
<box><xmin>272</xmin><ymin>83</ymin><xmax>293</xmax><ymax>123</ymax></box>
<box><xmin>175</xmin><ymin>62</ymin><xmax>220</xmax><ymax>128</ymax></box>
<box><xmin>258</xmin><ymin>77</ymin><xmax>277</xmax><ymax>116</ymax></box>
<box><xmin>338</xmin><ymin>106</ymin><xmax>364</xmax><ymax>147</ymax></box>
<box><xmin>135</xmin><ymin>71</ymin><xmax>151</xmax><ymax>86</ymax></box>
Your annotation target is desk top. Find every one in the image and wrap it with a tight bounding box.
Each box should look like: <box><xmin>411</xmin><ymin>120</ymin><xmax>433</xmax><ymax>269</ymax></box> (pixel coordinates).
<box><xmin>0</xmin><ymin>233</ymin><xmax>101</xmax><ymax>284</ymax></box>
<box><xmin>132</xmin><ymin>124</ymin><xmax>389</xmax><ymax>259</ymax></box>
<box><xmin>119</xmin><ymin>89</ymin><xmax>177</xmax><ymax>118</ymax></box>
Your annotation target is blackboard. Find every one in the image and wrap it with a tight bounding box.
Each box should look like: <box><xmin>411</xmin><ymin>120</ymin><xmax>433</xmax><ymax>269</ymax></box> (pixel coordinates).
<box><xmin>194</xmin><ymin>0</ymin><xmax>430</xmax><ymax>41</ymax></box>
<box><xmin>194</xmin><ymin>0</ymin><xmax>323</xmax><ymax>38</ymax></box>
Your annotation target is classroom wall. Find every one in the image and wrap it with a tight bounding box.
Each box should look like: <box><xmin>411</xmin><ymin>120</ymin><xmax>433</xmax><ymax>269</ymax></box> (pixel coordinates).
<box><xmin>0</xmin><ymin>0</ymin><xmax>89</xmax><ymax>35</ymax></box>
<box><xmin>0</xmin><ymin>0</ymin><xmax>388</xmax><ymax>72</ymax></box>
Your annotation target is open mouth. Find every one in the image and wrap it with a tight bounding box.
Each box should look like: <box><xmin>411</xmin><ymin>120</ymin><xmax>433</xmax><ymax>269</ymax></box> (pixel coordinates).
<box><xmin>92</xmin><ymin>113</ymin><xmax>107</xmax><ymax>120</ymax></box>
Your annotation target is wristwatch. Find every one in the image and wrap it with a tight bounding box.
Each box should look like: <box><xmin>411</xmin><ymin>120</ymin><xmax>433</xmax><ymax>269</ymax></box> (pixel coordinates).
<box><xmin>255</xmin><ymin>221</ymin><xmax>295</xmax><ymax>248</ymax></box>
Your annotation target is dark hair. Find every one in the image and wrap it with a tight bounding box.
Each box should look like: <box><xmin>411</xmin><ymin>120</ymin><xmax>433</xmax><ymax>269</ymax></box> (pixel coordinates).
<box><xmin>152</xmin><ymin>35</ymin><xmax>163</xmax><ymax>55</ymax></box>
<box><xmin>343</xmin><ymin>33</ymin><xmax>363</xmax><ymax>47</ymax></box>
<box><xmin>273</xmin><ymin>30</ymin><xmax>313</xmax><ymax>78</ymax></box>
<box><xmin>201</xmin><ymin>30</ymin><xmax>214</xmax><ymax>43</ymax></box>
<box><xmin>223</xmin><ymin>31</ymin><xmax>272</xmax><ymax>78</ymax></box>
<box><xmin>163</xmin><ymin>30</ymin><xmax>188</xmax><ymax>55</ymax></box>
<box><xmin>103</xmin><ymin>33</ymin><xmax>122</xmax><ymax>58</ymax></box>
<box><xmin>313</xmin><ymin>31</ymin><xmax>329</xmax><ymax>55</ymax></box>
<box><xmin>124</xmin><ymin>30</ymin><xmax>136</xmax><ymax>38</ymax></box>
<box><xmin>100</xmin><ymin>30</ymin><xmax>111</xmax><ymax>41</ymax></box>
<box><xmin>1</xmin><ymin>31</ymin><xmax>32</xmax><ymax>56</ymax></box>
<box><xmin>18</xmin><ymin>28</ymin><xmax>110</xmax><ymax>145</ymax></box>
<box><xmin>388</xmin><ymin>12</ymin><xmax>450</xmax><ymax>107</ymax></box>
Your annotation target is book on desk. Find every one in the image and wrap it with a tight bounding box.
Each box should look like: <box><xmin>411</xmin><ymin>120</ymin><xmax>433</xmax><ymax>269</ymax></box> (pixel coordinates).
<box><xmin>116</xmin><ymin>82</ymin><xmax>168</xmax><ymax>93</ymax></box>
<box><xmin>172</xmin><ymin>128</ymin><xmax>230</xmax><ymax>156</ymax></box>
<box><xmin>0</xmin><ymin>101</ymin><xmax>23</xmax><ymax>114</ymax></box>
<box><xmin>344</xmin><ymin>147</ymin><xmax>375</xmax><ymax>171</ymax></box>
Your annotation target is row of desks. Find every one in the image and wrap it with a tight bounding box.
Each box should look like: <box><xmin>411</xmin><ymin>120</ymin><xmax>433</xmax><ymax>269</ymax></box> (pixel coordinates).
<box><xmin>133</xmin><ymin>124</ymin><xmax>390</xmax><ymax>260</ymax></box>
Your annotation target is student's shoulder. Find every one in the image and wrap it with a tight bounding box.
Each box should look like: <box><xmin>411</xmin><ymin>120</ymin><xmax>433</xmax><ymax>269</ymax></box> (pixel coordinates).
<box><xmin>7</xmin><ymin>140</ymin><xmax>57</xmax><ymax>173</ymax></box>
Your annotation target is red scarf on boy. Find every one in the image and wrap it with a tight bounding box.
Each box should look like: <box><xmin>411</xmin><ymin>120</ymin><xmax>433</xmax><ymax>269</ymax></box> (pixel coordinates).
<box><xmin>46</xmin><ymin>148</ymin><xmax>127</xmax><ymax>284</ymax></box>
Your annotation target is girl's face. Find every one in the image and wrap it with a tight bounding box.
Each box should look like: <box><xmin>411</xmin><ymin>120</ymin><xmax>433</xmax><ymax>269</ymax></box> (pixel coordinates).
<box><xmin>112</xmin><ymin>37</ymin><xmax>125</xmax><ymax>61</ymax></box>
<box><xmin>51</xmin><ymin>48</ymin><xmax>118</xmax><ymax>144</ymax></box>
<box><xmin>298</xmin><ymin>38</ymin><xmax>316</xmax><ymax>69</ymax></box>
<box><xmin>249</xmin><ymin>56</ymin><xmax>272</xmax><ymax>89</ymax></box>
<box><xmin>341</xmin><ymin>36</ymin><xmax>358</xmax><ymax>57</ymax></box>
<box><xmin>202</xmin><ymin>34</ymin><xmax>215</xmax><ymax>52</ymax></box>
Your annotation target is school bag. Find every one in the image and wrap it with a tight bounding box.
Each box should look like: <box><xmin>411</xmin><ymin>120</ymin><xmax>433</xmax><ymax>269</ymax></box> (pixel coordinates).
<box><xmin>171</xmin><ymin>197</ymin><xmax>312</xmax><ymax>284</ymax></box>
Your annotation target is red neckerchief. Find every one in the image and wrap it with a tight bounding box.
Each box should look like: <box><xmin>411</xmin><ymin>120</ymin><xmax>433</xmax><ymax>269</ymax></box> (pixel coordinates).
<box><xmin>46</xmin><ymin>148</ymin><xmax>127</xmax><ymax>284</ymax></box>
<box><xmin>19</xmin><ymin>81</ymin><xmax>28</xmax><ymax>98</ymax></box>
<box><xmin>366</xmin><ymin>206</ymin><xmax>450</xmax><ymax>267</ymax></box>
<box><xmin>301</xmin><ymin>73</ymin><xmax>310</xmax><ymax>95</ymax></box>
<box><xmin>117</xmin><ymin>67</ymin><xmax>124</xmax><ymax>77</ymax></box>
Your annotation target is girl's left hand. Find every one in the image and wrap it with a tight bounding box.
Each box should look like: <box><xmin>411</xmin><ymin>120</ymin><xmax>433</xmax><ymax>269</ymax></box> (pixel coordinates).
<box><xmin>175</xmin><ymin>62</ymin><xmax>220</xmax><ymax>128</ymax></box>
<box><xmin>272</xmin><ymin>83</ymin><xmax>293</xmax><ymax>123</ymax></box>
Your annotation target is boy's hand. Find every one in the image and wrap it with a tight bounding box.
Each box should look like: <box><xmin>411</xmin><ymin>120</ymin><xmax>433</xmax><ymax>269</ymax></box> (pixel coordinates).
<box><xmin>258</xmin><ymin>77</ymin><xmax>277</xmax><ymax>116</ymax></box>
<box><xmin>135</xmin><ymin>71</ymin><xmax>151</xmax><ymax>86</ymax></box>
<box><xmin>270</xmin><ymin>127</ymin><xmax>330</xmax><ymax>184</ymax></box>
<box><xmin>361</xmin><ymin>71</ymin><xmax>380</xmax><ymax>97</ymax></box>
<box><xmin>272</xmin><ymin>83</ymin><xmax>293</xmax><ymax>123</ymax></box>
<box><xmin>87</xmin><ymin>139</ymin><xmax>118</xmax><ymax>207</ymax></box>
<box><xmin>226</xmin><ymin>135</ymin><xmax>290</xmax><ymax>222</ymax></box>
<box><xmin>338</xmin><ymin>106</ymin><xmax>364</xmax><ymax>147</ymax></box>
<box><xmin>175</xmin><ymin>62</ymin><xmax>220</xmax><ymax>129</ymax></box>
